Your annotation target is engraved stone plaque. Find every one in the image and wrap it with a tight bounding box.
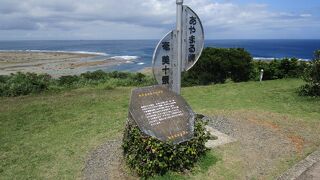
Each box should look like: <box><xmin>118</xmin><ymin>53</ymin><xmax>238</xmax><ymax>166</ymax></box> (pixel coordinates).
<box><xmin>128</xmin><ymin>85</ymin><xmax>195</xmax><ymax>144</ymax></box>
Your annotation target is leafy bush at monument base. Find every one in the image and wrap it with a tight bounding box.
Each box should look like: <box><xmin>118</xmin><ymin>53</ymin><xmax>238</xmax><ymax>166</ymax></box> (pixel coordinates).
<box><xmin>0</xmin><ymin>70</ymin><xmax>154</xmax><ymax>97</ymax></box>
<box><xmin>299</xmin><ymin>50</ymin><xmax>320</xmax><ymax>96</ymax></box>
<box><xmin>122</xmin><ymin>116</ymin><xmax>211</xmax><ymax>178</ymax></box>
<box><xmin>182</xmin><ymin>47</ymin><xmax>253</xmax><ymax>86</ymax></box>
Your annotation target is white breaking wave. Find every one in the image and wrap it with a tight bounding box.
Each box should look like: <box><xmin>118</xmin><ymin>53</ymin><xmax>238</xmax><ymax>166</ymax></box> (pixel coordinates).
<box><xmin>0</xmin><ymin>49</ymin><xmax>109</xmax><ymax>56</ymax></box>
<box><xmin>110</xmin><ymin>56</ymin><xmax>139</xmax><ymax>60</ymax></box>
<box><xmin>137</xmin><ymin>62</ymin><xmax>145</xmax><ymax>65</ymax></box>
<box><xmin>125</xmin><ymin>61</ymin><xmax>134</xmax><ymax>64</ymax></box>
<box><xmin>253</xmin><ymin>57</ymin><xmax>310</xmax><ymax>61</ymax></box>
<box><xmin>297</xmin><ymin>58</ymin><xmax>310</xmax><ymax>61</ymax></box>
<box><xmin>69</xmin><ymin>51</ymin><xmax>108</xmax><ymax>56</ymax></box>
<box><xmin>253</xmin><ymin>57</ymin><xmax>276</xmax><ymax>61</ymax></box>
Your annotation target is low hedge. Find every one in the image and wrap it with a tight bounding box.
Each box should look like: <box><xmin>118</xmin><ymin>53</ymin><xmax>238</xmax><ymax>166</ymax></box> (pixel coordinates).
<box><xmin>122</xmin><ymin>115</ymin><xmax>211</xmax><ymax>178</ymax></box>
<box><xmin>252</xmin><ymin>58</ymin><xmax>308</xmax><ymax>81</ymax></box>
<box><xmin>0</xmin><ymin>72</ymin><xmax>51</xmax><ymax>97</ymax></box>
<box><xmin>0</xmin><ymin>70</ymin><xmax>154</xmax><ymax>97</ymax></box>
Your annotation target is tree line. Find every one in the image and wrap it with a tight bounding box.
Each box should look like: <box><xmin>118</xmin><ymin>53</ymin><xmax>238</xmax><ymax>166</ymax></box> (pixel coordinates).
<box><xmin>0</xmin><ymin>48</ymin><xmax>319</xmax><ymax>97</ymax></box>
<box><xmin>182</xmin><ymin>47</ymin><xmax>319</xmax><ymax>96</ymax></box>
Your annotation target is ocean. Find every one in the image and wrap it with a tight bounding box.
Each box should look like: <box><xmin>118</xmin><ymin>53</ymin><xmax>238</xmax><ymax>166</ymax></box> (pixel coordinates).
<box><xmin>0</xmin><ymin>40</ymin><xmax>319</xmax><ymax>72</ymax></box>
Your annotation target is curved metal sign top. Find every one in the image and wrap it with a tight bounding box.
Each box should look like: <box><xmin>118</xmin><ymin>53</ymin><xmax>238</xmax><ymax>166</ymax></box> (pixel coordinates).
<box><xmin>152</xmin><ymin>30</ymin><xmax>174</xmax><ymax>88</ymax></box>
<box><xmin>182</xmin><ymin>5</ymin><xmax>204</xmax><ymax>71</ymax></box>
<box><xmin>152</xmin><ymin>5</ymin><xmax>204</xmax><ymax>88</ymax></box>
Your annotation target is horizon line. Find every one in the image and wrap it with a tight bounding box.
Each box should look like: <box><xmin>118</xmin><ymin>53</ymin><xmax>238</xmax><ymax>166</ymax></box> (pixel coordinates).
<box><xmin>1</xmin><ymin>38</ymin><xmax>320</xmax><ymax>41</ymax></box>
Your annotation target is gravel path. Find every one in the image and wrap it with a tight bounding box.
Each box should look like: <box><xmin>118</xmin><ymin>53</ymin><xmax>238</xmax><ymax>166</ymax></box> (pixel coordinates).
<box><xmin>278</xmin><ymin>149</ymin><xmax>320</xmax><ymax>180</ymax></box>
<box><xmin>298</xmin><ymin>162</ymin><xmax>320</xmax><ymax>180</ymax></box>
<box><xmin>206</xmin><ymin>115</ymin><xmax>297</xmax><ymax>178</ymax></box>
<box><xmin>83</xmin><ymin>139</ymin><xmax>137</xmax><ymax>180</ymax></box>
<box><xmin>83</xmin><ymin>114</ymin><xmax>300</xmax><ymax>179</ymax></box>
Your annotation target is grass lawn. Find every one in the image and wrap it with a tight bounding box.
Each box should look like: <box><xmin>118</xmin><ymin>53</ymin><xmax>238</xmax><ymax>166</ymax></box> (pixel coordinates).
<box><xmin>1</xmin><ymin>78</ymin><xmax>319</xmax><ymax>179</ymax></box>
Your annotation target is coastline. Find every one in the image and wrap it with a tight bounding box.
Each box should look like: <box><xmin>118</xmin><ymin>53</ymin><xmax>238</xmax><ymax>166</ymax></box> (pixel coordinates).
<box><xmin>0</xmin><ymin>51</ymin><xmax>132</xmax><ymax>77</ymax></box>
<box><xmin>0</xmin><ymin>50</ymin><xmax>311</xmax><ymax>78</ymax></box>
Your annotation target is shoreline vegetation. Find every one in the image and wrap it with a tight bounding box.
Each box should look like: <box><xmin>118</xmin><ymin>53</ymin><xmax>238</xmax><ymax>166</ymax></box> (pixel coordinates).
<box><xmin>0</xmin><ymin>71</ymin><xmax>155</xmax><ymax>97</ymax></box>
<box><xmin>0</xmin><ymin>48</ymin><xmax>316</xmax><ymax>97</ymax></box>
<box><xmin>0</xmin><ymin>50</ymin><xmax>312</xmax><ymax>78</ymax></box>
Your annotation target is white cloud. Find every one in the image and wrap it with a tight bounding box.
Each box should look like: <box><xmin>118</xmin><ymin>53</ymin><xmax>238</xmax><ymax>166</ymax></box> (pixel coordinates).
<box><xmin>300</xmin><ymin>14</ymin><xmax>312</xmax><ymax>17</ymax></box>
<box><xmin>0</xmin><ymin>0</ymin><xmax>318</xmax><ymax>39</ymax></box>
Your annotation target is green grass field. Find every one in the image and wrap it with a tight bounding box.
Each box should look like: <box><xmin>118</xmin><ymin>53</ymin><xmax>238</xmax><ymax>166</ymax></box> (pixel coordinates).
<box><xmin>1</xmin><ymin>79</ymin><xmax>319</xmax><ymax>179</ymax></box>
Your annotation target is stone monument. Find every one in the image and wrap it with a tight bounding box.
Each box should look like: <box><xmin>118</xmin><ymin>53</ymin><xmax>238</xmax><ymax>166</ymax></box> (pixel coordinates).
<box><xmin>128</xmin><ymin>0</ymin><xmax>204</xmax><ymax>144</ymax></box>
<box><xmin>128</xmin><ymin>85</ymin><xmax>194</xmax><ymax>144</ymax></box>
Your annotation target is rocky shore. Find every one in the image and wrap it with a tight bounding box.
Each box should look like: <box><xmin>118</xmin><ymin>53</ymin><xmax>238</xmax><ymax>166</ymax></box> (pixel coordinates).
<box><xmin>0</xmin><ymin>51</ymin><xmax>130</xmax><ymax>77</ymax></box>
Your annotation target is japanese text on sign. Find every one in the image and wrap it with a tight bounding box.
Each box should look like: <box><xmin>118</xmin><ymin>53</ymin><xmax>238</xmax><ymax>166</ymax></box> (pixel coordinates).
<box><xmin>141</xmin><ymin>100</ymin><xmax>184</xmax><ymax>127</ymax></box>
<box><xmin>161</xmin><ymin>42</ymin><xmax>170</xmax><ymax>85</ymax></box>
<box><xmin>188</xmin><ymin>16</ymin><xmax>196</xmax><ymax>63</ymax></box>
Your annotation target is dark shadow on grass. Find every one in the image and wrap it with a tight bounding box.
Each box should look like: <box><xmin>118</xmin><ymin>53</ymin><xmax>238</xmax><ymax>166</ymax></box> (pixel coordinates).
<box><xmin>151</xmin><ymin>151</ymin><xmax>219</xmax><ymax>180</ymax></box>
<box><xmin>194</xmin><ymin>151</ymin><xmax>220</xmax><ymax>174</ymax></box>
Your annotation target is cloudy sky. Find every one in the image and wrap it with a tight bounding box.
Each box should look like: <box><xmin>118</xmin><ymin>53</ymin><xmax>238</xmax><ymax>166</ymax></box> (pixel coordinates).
<box><xmin>0</xmin><ymin>0</ymin><xmax>319</xmax><ymax>40</ymax></box>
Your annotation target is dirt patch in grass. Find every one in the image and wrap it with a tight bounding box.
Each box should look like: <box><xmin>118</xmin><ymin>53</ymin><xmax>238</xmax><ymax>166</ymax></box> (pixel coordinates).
<box><xmin>207</xmin><ymin>115</ymin><xmax>295</xmax><ymax>179</ymax></box>
<box><xmin>83</xmin><ymin>138</ymin><xmax>138</xmax><ymax>180</ymax></box>
<box><xmin>83</xmin><ymin>110</ymin><xmax>320</xmax><ymax>180</ymax></box>
<box><xmin>245</xmin><ymin>114</ymin><xmax>305</xmax><ymax>154</ymax></box>
<box><xmin>204</xmin><ymin>110</ymin><xmax>320</xmax><ymax>179</ymax></box>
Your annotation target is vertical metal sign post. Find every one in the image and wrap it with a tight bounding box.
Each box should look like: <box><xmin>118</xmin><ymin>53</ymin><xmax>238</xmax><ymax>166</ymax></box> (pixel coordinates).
<box><xmin>174</xmin><ymin>0</ymin><xmax>183</xmax><ymax>94</ymax></box>
<box><xmin>152</xmin><ymin>0</ymin><xmax>204</xmax><ymax>94</ymax></box>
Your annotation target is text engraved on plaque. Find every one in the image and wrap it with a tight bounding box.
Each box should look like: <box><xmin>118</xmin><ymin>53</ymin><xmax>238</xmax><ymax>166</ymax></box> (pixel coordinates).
<box><xmin>142</xmin><ymin>100</ymin><xmax>184</xmax><ymax>127</ymax></box>
<box><xmin>128</xmin><ymin>85</ymin><xmax>195</xmax><ymax>144</ymax></box>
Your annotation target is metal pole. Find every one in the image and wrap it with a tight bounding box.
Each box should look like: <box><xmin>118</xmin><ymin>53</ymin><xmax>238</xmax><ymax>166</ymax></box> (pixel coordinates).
<box><xmin>260</xmin><ymin>69</ymin><xmax>264</xmax><ymax>82</ymax></box>
<box><xmin>174</xmin><ymin>0</ymin><xmax>183</xmax><ymax>94</ymax></box>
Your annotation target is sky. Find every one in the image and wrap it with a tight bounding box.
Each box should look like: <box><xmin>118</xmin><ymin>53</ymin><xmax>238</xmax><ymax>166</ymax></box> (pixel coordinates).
<box><xmin>0</xmin><ymin>0</ymin><xmax>319</xmax><ymax>40</ymax></box>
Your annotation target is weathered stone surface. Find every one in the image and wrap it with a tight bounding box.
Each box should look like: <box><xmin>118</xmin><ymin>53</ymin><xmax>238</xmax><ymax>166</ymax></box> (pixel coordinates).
<box><xmin>128</xmin><ymin>85</ymin><xmax>194</xmax><ymax>144</ymax></box>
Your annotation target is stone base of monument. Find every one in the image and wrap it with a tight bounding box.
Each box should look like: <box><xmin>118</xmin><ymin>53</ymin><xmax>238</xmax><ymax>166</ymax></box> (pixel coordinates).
<box><xmin>205</xmin><ymin>125</ymin><xmax>237</xmax><ymax>148</ymax></box>
<box><xmin>83</xmin><ymin>114</ymin><xmax>226</xmax><ymax>179</ymax></box>
<box><xmin>122</xmin><ymin>113</ymin><xmax>213</xmax><ymax>177</ymax></box>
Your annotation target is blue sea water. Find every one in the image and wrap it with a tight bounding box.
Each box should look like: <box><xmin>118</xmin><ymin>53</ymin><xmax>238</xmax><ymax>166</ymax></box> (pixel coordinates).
<box><xmin>0</xmin><ymin>40</ymin><xmax>319</xmax><ymax>72</ymax></box>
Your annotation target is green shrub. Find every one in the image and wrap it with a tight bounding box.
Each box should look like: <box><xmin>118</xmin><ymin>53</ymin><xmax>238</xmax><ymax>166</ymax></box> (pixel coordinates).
<box><xmin>253</xmin><ymin>60</ymin><xmax>282</xmax><ymax>80</ymax></box>
<box><xmin>80</xmin><ymin>70</ymin><xmax>109</xmax><ymax>81</ymax></box>
<box><xmin>79</xmin><ymin>71</ymin><xmax>154</xmax><ymax>87</ymax></box>
<box><xmin>130</xmin><ymin>72</ymin><xmax>146</xmax><ymax>83</ymax></box>
<box><xmin>253</xmin><ymin>58</ymin><xmax>308</xmax><ymax>81</ymax></box>
<box><xmin>0</xmin><ymin>71</ymin><xmax>154</xmax><ymax>97</ymax></box>
<box><xmin>0</xmin><ymin>72</ymin><xmax>51</xmax><ymax>97</ymax></box>
<box><xmin>108</xmin><ymin>71</ymin><xmax>130</xmax><ymax>79</ymax></box>
<box><xmin>58</xmin><ymin>75</ymin><xmax>81</xmax><ymax>87</ymax></box>
<box><xmin>0</xmin><ymin>75</ymin><xmax>9</xmax><ymax>83</ymax></box>
<box><xmin>299</xmin><ymin>51</ymin><xmax>320</xmax><ymax>96</ymax></box>
<box><xmin>298</xmin><ymin>83</ymin><xmax>320</xmax><ymax>96</ymax></box>
<box><xmin>280</xmin><ymin>58</ymin><xmax>297</xmax><ymax>77</ymax></box>
<box><xmin>182</xmin><ymin>48</ymin><xmax>253</xmax><ymax>86</ymax></box>
<box><xmin>56</xmin><ymin>71</ymin><xmax>155</xmax><ymax>88</ymax></box>
<box><xmin>122</xmin><ymin>115</ymin><xmax>211</xmax><ymax>178</ymax></box>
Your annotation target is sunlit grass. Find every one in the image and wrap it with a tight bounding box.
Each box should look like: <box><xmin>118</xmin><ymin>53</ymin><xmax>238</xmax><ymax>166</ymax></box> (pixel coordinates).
<box><xmin>1</xmin><ymin>78</ymin><xmax>319</xmax><ymax>179</ymax></box>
